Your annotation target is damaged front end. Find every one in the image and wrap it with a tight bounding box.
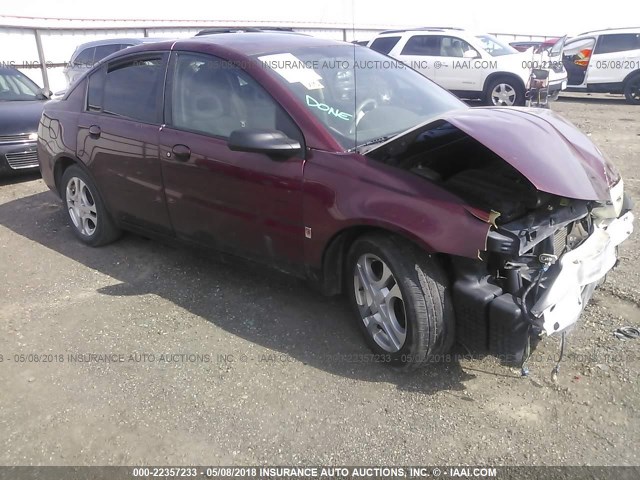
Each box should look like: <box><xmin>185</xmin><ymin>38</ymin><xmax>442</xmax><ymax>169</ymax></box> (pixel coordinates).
<box><xmin>366</xmin><ymin>107</ymin><xmax>635</xmax><ymax>363</ymax></box>
<box><xmin>461</xmin><ymin>186</ymin><xmax>633</xmax><ymax>363</ymax></box>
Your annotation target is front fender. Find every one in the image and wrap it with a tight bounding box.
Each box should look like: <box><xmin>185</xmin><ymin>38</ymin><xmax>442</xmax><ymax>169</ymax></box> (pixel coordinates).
<box><xmin>303</xmin><ymin>150</ymin><xmax>491</xmax><ymax>268</ymax></box>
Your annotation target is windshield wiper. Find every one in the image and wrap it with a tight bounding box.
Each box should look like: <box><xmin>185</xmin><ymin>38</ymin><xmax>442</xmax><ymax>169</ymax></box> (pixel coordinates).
<box><xmin>349</xmin><ymin>135</ymin><xmax>396</xmax><ymax>153</ymax></box>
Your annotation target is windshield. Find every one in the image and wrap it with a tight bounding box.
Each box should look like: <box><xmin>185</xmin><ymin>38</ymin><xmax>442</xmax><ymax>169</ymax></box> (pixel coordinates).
<box><xmin>0</xmin><ymin>69</ymin><xmax>41</xmax><ymax>101</ymax></box>
<box><xmin>256</xmin><ymin>45</ymin><xmax>465</xmax><ymax>150</ymax></box>
<box><xmin>475</xmin><ymin>35</ymin><xmax>519</xmax><ymax>56</ymax></box>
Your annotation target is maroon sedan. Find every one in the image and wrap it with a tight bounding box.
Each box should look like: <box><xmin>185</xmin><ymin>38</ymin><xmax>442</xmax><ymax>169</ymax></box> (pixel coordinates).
<box><xmin>38</xmin><ymin>33</ymin><xmax>633</xmax><ymax>369</ymax></box>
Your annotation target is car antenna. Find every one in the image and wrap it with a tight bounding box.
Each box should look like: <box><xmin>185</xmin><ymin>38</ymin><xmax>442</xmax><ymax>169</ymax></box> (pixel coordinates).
<box><xmin>351</xmin><ymin>0</ymin><xmax>358</xmax><ymax>152</ymax></box>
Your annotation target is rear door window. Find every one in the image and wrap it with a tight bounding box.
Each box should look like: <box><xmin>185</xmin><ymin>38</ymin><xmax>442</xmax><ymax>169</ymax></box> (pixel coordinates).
<box><xmin>101</xmin><ymin>55</ymin><xmax>166</xmax><ymax>124</ymax></box>
<box><xmin>370</xmin><ymin>37</ymin><xmax>401</xmax><ymax>54</ymax></box>
<box><xmin>400</xmin><ymin>35</ymin><xmax>440</xmax><ymax>56</ymax></box>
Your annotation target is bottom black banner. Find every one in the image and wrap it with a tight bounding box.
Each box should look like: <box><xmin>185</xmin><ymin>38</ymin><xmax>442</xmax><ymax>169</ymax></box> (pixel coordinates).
<box><xmin>0</xmin><ymin>466</ymin><xmax>638</xmax><ymax>480</ymax></box>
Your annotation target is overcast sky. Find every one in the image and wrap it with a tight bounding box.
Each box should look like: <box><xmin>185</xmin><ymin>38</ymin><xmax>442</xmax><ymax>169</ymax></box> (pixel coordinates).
<box><xmin>3</xmin><ymin>0</ymin><xmax>638</xmax><ymax>36</ymax></box>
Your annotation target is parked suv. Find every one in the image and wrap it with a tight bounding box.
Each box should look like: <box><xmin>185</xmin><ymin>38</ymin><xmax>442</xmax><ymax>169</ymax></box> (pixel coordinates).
<box><xmin>39</xmin><ymin>34</ymin><xmax>633</xmax><ymax>369</ymax></box>
<box><xmin>63</xmin><ymin>38</ymin><xmax>163</xmax><ymax>87</ymax></box>
<box><xmin>562</xmin><ymin>28</ymin><xmax>640</xmax><ymax>104</ymax></box>
<box><xmin>368</xmin><ymin>28</ymin><xmax>567</xmax><ymax>106</ymax></box>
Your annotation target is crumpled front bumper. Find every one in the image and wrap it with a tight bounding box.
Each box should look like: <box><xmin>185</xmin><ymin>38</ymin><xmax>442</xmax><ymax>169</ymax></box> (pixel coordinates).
<box><xmin>530</xmin><ymin>210</ymin><xmax>635</xmax><ymax>334</ymax></box>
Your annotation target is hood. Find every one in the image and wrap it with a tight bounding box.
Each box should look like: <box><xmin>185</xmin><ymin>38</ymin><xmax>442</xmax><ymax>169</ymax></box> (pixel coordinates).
<box><xmin>366</xmin><ymin>107</ymin><xmax>618</xmax><ymax>201</ymax></box>
<box><xmin>0</xmin><ymin>100</ymin><xmax>46</xmax><ymax>136</ymax></box>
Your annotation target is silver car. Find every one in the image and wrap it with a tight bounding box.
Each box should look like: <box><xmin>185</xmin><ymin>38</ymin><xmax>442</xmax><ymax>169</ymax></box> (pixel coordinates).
<box><xmin>63</xmin><ymin>38</ymin><xmax>163</xmax><ymax>87</ymax></box>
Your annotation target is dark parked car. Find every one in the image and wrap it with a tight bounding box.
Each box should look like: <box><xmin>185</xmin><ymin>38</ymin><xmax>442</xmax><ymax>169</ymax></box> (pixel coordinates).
<box><xmin>0</xmin><ymin>67</ymin><xmax>49</xmax><ymax>175</ymax></box>
<box><xmin>38</xmin><ymin>33</ymin><xmax>634</xmax><ymax>369</ymax></box>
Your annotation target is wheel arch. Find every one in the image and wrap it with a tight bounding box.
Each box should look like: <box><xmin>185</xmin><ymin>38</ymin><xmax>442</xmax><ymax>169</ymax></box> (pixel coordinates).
<box><xmin>318</xmin><ymin>224</ymin><xmax>441</xmax><ymax>296</ymax></box>
<box><xmin>53</xmin><ymin>155</ymin><xmax>91</xmax><ymax>197</ymax></box>
<box><xmin>483</xmin><ymin>72</ymin><xmax>527</xmax><ymax>96</ymax></box>
<box><xmin>622</xmin><ymin>68</ymin><xmax>640</xmax><ymax>84</ymax></box>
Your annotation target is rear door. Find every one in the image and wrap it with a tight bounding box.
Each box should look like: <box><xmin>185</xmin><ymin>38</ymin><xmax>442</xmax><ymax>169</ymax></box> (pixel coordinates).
<box><xmin>590</xmin><ymin>33</ymin><xmax>640</xmax><ymax>85</ymax></box>
<box><xmin>76</xmin><ymin>52</ymin><xmax>172</xmax><ymax>235</ymax></box>
<box><xmin>158</xmin><ymin>52</ymin><xmax>306</xmax><ymax>269</ymax></box>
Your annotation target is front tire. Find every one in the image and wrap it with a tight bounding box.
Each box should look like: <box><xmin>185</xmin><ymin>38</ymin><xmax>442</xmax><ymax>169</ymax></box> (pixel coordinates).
<box><xmin>61</xmin><ymin>165</ymin><xmax>121</xmax><ymax>247</ymax></box>
<box><xmin>623</xmin><ymin>73</ymin><xmax>640</xmax><ymax>105</ymax></box>
<box><xmin>346</xmin><ymin>234</ymin><xmax>455</xmax><ymax>369</ymax></box>
<box><xmin>485</xmin><ymin>76</ymin><xmax>525</xmax><ymax>106</ymax></box>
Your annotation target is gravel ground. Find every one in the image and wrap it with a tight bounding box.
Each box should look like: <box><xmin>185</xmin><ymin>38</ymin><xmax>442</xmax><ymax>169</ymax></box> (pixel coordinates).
<box><xmin>0</xmin><ymin>92</ymin><xmax>638</xmax><ymax>467</ymax></box>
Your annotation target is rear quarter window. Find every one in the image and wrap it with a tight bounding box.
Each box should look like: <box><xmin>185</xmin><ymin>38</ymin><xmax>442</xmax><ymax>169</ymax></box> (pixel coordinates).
<box><xmin>73</xmin><ymin>47</ymin><xmax>95</xmax><ymax>67</ymax></box>
<box><xmin>370</xmin><ymin>36</ymin><xmax>401</xmax><ymax>54</ymax></box>
<box><xmin>86</xmin><ymin>67</ymin><xmax>105</xmax><ymax>112</ymax></box>
<box><xmin>595</xmin><ymin>33</ymin><xmax>640</xmax><ymax>54</ymax></box>
<box><xmin>94</xmin><ymin>44</ymin><xmax>124</xmax><ymax>63</ymax></box>
<box><xmin>400</xmin><ymin>35</ymin><xmax>441</xmax><ymax>56</ymax></box>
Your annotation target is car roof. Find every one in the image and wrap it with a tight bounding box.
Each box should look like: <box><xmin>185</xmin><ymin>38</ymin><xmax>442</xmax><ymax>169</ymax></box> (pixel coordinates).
<box><xmin>195</xmin><ymin>26</ymin><xmax>297</xmax><ymax>36</ymax></box>
<box><xmin>172</xmin><ymin>32</ymin><xmax>353</xmax><ymax>57</ymax></box>
<box><xmin>73</xmin><ymin>37</ymin><xmax>165</xmax><ymax>50</ymax></box>
<box><xmin>577</xmin><ymin>27</ymin><xmax>640</xmax><ymax>36</ymax></box>
<box><xmin>376</xmin><ymin>27</ymin><xmax>466</xmax><ymax>36</ymax></box>
<box><xmin>0</xmin><ymin>66</ymin><xmax>28</xmax><ymax>75</ymax></box>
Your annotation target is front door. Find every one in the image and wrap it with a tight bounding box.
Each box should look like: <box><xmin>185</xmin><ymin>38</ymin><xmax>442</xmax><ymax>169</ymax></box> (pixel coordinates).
<box><xmin>158</xmin><ymin>52</ymin><xmax>306</xmax><ymax>269</ymax></box>
<box><xmin>434</xmin><ymin>36</ymin><xmax>483</xmax><ymax>92</ymax></box>
<box><xmin>563</xmin><ymin>37</ymin><xmax>596</xmax><ymax>87</ymax></box>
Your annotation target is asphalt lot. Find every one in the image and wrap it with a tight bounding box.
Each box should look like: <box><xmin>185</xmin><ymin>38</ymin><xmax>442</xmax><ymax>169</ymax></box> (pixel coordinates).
<box><xmin>0</xmin><ymin>93</ymin><xmax>638</xmax><ymax>466</ymax></box>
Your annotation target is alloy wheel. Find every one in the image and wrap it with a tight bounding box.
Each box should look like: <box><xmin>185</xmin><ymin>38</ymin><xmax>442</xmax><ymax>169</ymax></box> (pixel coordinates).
<box><xmin>66</xmin><ymin>176</ymin><xmax>98</xmax><ymax>237</ymax></box>
<box><xmin>491</xmin><ymin>83</ymin><xmax>517</xmax><ymax>106</ymax></box>
<box><xmin>353</xmin><ymin>253</ymin><xmax>407</xmax><ymax>352</ymax></box>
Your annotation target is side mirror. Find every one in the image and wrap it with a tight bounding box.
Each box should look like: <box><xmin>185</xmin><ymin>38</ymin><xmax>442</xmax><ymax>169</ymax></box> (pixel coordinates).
<box><xmin>463</xmin><ymin>50</ymin><xmax>480</xmax><ymax>59</ymax></box>
<box><xmin>228</xmin><ymin>129</ymin><xmax>302</xmax><ymax>158</ymax></box>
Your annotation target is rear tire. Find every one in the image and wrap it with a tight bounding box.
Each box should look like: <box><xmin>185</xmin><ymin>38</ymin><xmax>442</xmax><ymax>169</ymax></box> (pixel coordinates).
<box><xmin>345</xmin><ymin>234</ymin><xmax>455</xmax><ymax>369</ymax></box>
<box><xmin>61</xmin><ymin>165</ymin><xmax>121</xmax><ymax>247</ymax></box>
<box><xmin>623</xmin><ymin>73</ymin><xmax>640</xmax><ymax>105</ymax></box>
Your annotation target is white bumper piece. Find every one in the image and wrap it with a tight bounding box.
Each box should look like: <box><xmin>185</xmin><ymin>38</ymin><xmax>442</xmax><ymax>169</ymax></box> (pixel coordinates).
<box><xmin>530</xmin><ymin>211</ymin><xmax>634</xmax><ymax>334</ymax></box>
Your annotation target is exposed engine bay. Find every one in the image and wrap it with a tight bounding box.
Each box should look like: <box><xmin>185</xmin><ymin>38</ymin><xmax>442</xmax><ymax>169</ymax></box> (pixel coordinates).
<box><xmin>367</xmin><ymin>115</ymin><xmax>635</xmax><ymax>365</ymax></box>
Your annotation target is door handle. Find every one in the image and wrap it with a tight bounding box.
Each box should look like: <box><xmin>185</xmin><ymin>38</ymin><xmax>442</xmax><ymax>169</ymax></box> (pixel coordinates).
<box><xmin>171</xmin><ymin>144</ymin><xmax>191</xmax><ymax>161</ymax></box>
<box><xmin>88</xmin><ymin>125</ymin><xmax>101</xmax><ymax>138</ymax></box>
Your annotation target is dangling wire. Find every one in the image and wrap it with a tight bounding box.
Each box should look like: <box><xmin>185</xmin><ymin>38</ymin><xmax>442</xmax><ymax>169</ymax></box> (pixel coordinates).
<box><xmin>520</xmin><ymin>325</ymin><xmax>532</xmax><ymax>377</ymax></box>
<box><xmin>551</xmin><ymin>331</ymin><xmax>566</xmax><ymax>383</ymax></box>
